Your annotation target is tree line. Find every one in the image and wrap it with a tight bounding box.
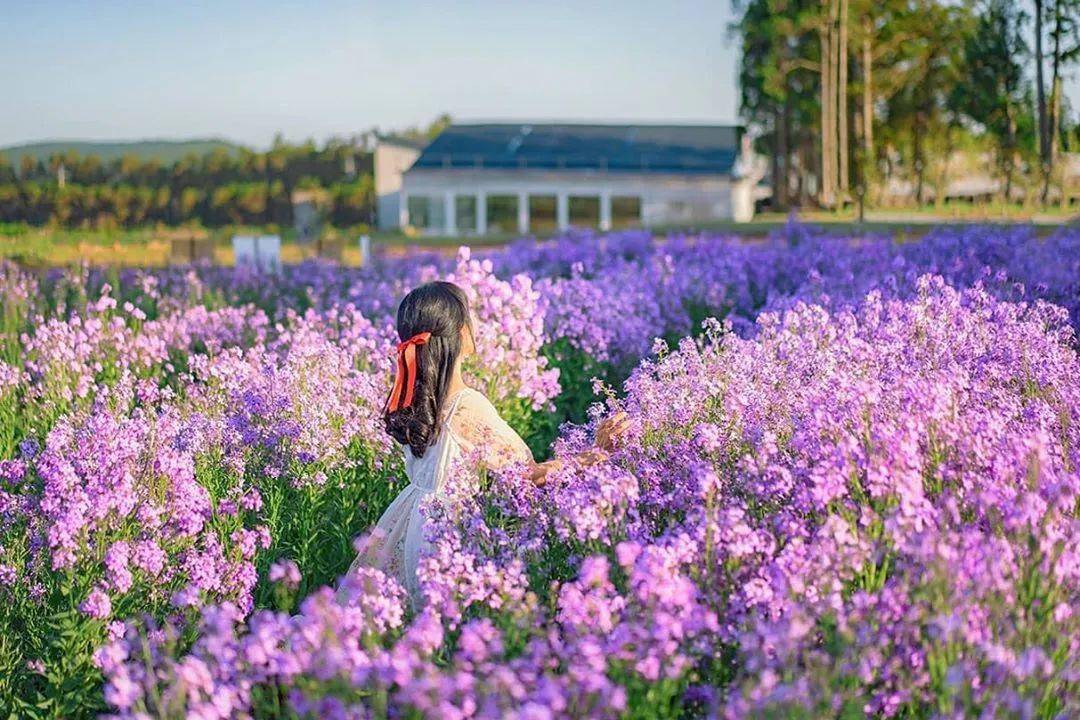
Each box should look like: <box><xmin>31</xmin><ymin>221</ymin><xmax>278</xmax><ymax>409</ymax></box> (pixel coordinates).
<box><xmin>0</xmin><ymin>115</ymin><xmax>453</xmax><ymax>231</ymax></box>
<box><xmin>733</xmin><ymin>0</ymin><xmax>1080</xmax><ymax>209</ymax></box>
<box><xmin>0</xmin><ymin>136</ymin><xmax>379</xmax><ymax>230</ymax></box>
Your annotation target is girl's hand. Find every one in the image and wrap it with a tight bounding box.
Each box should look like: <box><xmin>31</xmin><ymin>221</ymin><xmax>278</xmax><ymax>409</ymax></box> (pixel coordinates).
<box><xmin>529</xmin><ymin>449</ymin><xmax>611</xmax><ymax>486</ymax></box>
<box><xmin>529</xmin><ymin>459</ymin><xmax>563</xmax><ymax>486</ymax></box>
<box><xmin>576</xmin><ymin>449</ymin><xmax>608</xmax><ymax>467</ymax></box>
<box><xmin>595</xmin><ymin>411</ymin><xmax>631</xmax><ymax>452</ymax></box>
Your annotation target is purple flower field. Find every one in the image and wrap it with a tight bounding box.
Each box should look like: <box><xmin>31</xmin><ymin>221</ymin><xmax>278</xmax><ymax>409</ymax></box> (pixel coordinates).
<box><xmin>0</xmin><ymin>223</ymin><xmax>1078</xmax><ymax>718</ymax></box>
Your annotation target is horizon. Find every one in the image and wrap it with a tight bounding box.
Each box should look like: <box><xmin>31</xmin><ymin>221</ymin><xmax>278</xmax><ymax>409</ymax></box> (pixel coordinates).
<box><xmin>1</xmin><ymin>119</ymin><xmax>755</xmax><ymax>152</ymax></box>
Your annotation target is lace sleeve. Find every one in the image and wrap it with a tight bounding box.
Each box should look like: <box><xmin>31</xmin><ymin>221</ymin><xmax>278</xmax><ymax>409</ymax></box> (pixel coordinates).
<box><xmin>449</xmin><ymin>390</ymin><xmax>534</xmax><ymax>470</ymax></box>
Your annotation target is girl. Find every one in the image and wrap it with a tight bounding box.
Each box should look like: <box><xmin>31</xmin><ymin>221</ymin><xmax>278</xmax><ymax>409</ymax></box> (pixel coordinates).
<box><xmin>347</xmin><ymin>280</ymin><xmax>626</xmax><ymax>602</ymax></box>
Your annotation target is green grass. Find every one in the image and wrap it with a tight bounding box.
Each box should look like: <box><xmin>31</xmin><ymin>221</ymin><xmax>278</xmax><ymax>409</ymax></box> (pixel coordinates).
<box><xmin>655</xmin><ymin>204</ymin><xmax>1077</xmax><ymax>236</ymax></box>
<box><xmin>0</xmin><ymin>224</ymin><xmax>512</xmax><ymax>268</ymax></box>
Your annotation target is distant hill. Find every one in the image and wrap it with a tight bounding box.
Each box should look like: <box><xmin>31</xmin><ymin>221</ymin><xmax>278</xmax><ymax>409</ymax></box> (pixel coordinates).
<box><xmin>0</xmin><ymin>138</ymin><xmax>247</xmax><ymax>167</ymax></box>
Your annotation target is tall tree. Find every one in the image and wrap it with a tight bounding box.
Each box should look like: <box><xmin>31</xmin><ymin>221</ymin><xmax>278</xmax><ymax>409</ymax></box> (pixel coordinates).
<box><xmin>849</xmin><ymin>0</ymin><xmax>923</xmax><ymax>198</ymax></box>
<box><xmin>1047</xmin><ymin>0</ymin><xmax>1080</xmax><ymax>200</ymax></box>
<box><xmin>838</xmin><ymin>0</ymin><xmax>851</xmax><ymax>194</ymax></box>
<box><xmin>952</xmin><ymin>0</ymin><xmax>1033</xmax><ymax>199</ymax></box>
<box><xmin>731</xmin><ymin>0</ymin><xmax>821</xmax><ymax>209</ymax></box>
<box><xmin>731</xmin><ymin>0</ymin><xmax>1058</xmax><ymax>208</ymax></box>
<box><xmin>859</xmin><ymin>11</ymin><xmax>874</xmax><ymax>186</ymax></box>
<box><xmin>821</xmin><ymin>0</ymin><xmax>839</xmax><ymax>206</ymax></box>
<box><xmin>1036</xmin><ymin>0</ymin><xmax>1050</xmax><ymax>174</ymax></box>
<box><xmin>872</xmin><ymin>1</ymin><xmax>969</xmax><ymax>204</ymax></box>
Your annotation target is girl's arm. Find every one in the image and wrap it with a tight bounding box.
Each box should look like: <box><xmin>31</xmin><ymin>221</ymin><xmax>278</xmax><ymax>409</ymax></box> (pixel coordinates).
<box><xmin>452</xmin><ymin>390</ymin><xmax>631</xmax><ymax>486</ymax></box>
<box><xmin>528</xmin><ymin>412</ymin><xmax>630</xmax><ymax>486</ymax></box>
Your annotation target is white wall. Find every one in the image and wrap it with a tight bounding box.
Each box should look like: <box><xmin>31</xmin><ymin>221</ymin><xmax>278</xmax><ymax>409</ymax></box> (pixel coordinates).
<box><xmin>375</xmin><ymin>142</ymin><xmax>422</xmax><ymax>230</ymax></box>
<box><xmin>400</xmin><ymin>168</ymin><xmax>737</xmax><ymax>235</ymax></box>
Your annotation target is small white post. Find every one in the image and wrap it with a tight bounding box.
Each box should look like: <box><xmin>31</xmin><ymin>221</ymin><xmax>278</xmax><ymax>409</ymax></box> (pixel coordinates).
<box><xmin>599</xmin><ymin>192</ymin><xmax>612</xmax><ymax>231</ymax></box>
<box><xmin>444</xmin><ymin>192</ymin><xmax>457</xmax><ymax>236</ymax></box>
<box><xmin>359</xmin><ymin>234</ymin><xmax>371</xmax><ymax>265</ymax></box>
<box><xmin>232</xmin><ymin>235</ymin><xmax>255</xmax><ymax>266</ymax></box>
<box><xmin>517</xmin><ymin>191</ymin><xmax>529</xmax><ymax>235</ymax></box>
<box><xmin>556</xmin><ymin>192</ymin><xmax>569</xmax><ymax>231</ymax></box>
<box><xmin>476</xmin><ymin>193</ymin><xmax>488</xmax><ymax>235</ymax></box>
<box><xmin>399</xmin><ymin>192</ymin><xmax>410</xmax><ymax>229</ymax></box>
<box><xmin>250</xmin><ymin>235</ymin><xmax>281</xmax><ymax>273</ymax></box>
<box><xmin>732</xmin><ymin>181</ymin><xmax>754</xmax><ymax>223</ymax></box>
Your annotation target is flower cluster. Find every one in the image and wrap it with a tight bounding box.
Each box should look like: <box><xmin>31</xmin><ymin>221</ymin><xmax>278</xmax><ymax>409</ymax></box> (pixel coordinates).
<box><xmin>0</xmin><ymin>245</ymin><xmax>562</xmax><ymax>710</ymax></box>
<box><xmin>0</xmin><ymin>222</ymin><xmax>1076</xmax><ymax>716</ymax></box>
<box><xmin>97</xmin><ymin>274</ymin><xmax>1078</xmax><ymax>719</ymax></box>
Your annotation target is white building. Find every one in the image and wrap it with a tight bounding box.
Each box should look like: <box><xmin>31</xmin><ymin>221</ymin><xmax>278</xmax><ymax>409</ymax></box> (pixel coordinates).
<box><xmin>379</xmin><ymin>123</ymin><xmax>761</xmax><ymax>236</ymax></box>
<box><xmin>374</xmin><ymin>135</ymin><xmax>426</xmax><ymax>231</ymax></box>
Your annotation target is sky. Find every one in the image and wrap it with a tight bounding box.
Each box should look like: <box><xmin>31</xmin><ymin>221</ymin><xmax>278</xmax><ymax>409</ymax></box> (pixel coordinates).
<box><xmin>2</xmin><ymin>1</ymin><xmax>1078</xmax><ymax>150</ymax></box>
<box><xmin>1</xmin><ymin>0</ymin><xmax>738</xmax><ymax>149</ymax></box>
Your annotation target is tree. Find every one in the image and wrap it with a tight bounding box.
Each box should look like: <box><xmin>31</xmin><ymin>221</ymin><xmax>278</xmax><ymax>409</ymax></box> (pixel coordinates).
<box><xmin>732</xmin><ymin>0</ymin><xmax>833</xmax><ymax>209</ymax></box>
<box><xmin>426</xmin><ymin>113</ymin><xmax>453</xmax><ymax>140</ymax></box>
<box><xmin>1046</xmin><ymin>0</ymin><xmax>1080</xmax><ymax>201</ymax></box>
<box><xmin>848</xmin><ymin>0</ymin><xmax>926</xmax><ymax>198</ymax></box>
<box><xmin>838</xmin><ymin>0</ymin><xmax>851</xmax><ymax>194</ymax></box>
<box><xmin>952</xmin><ymin>0</ymin><xmax>1033</xmax><ymax>199</ymax></box>
<box><xmin>877</xmin><ymin>1</ymin><xmax>970</xmax><ymax>204</ymax></box>
<box><xmin>0</xmin><ymin>155</ymin><xmax>15</xmax><ymax>185</ymax></box>
<box><xmin>732</xmin><ymin>0</ymin><xmax>986</xmax><ymax>209</ymax></box>
<box><xmin>1036</xmin><ymin>0</ymin><xmax>1049</xmax><ymax>176</ymax></box>
<box><xmin>392</xmin><ymin>113</ymin><xmax>454</xmax><ymax>144</ymax></box>
<box><xmin>820</xmin><ymin>0</ymin><xmax>837</xmax><ymax>206</ymax></box>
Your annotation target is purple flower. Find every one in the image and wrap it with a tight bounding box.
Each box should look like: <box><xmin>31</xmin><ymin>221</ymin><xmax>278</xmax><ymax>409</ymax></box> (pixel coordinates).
<box><xmin>18</xmin><ymin>437</ymin><xmax>40</xmax><ymax>460</ymax></box>
<box><xmin>268</xmin><ymin>559</ymin><xmax>301</xmax><ymax>589</ymax></box>
<box><xmin>1</xmin><ymin>225</ymin><xmax>1077</xmax><ymax>718</ymax></box>
<box><xmin>80</xmin><ymin>587</ymin><xmax>112</xmax><ymax>619</ymax></box>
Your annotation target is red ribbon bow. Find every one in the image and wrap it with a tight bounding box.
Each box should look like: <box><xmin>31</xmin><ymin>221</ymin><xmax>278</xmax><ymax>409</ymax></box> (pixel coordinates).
<box><xmin>386</xmin><ymin>332</ymin><xmax>431</xmax><ymax>412</ymax></box>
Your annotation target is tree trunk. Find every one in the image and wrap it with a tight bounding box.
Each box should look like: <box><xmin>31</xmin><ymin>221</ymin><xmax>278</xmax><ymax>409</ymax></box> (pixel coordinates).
<box><xmin>862</xmin><ymin>14</ymin><xmax>874</xmax><ymax>194</ymax></box>
<box><xmin>820</xmin><ymin>0</ymin><xmax>835</xmax><ymax>207</ymax></box>
<box><xmin>1046</xmin><ymin>0</ymin><xmax>1064</xmax><ymax>204</ymax></box>
<box><xmin>828</xmin><ymin>0</ymin><xmax>841</xmax><ymax>204</ymax></box>
<box><xmin>778</xmin><ymin>94</ymin><xmax>791</xmax><ymax>208</ymax></box>
<box><xmin>1004</xmin><ymin>104</ymin><xmax>1017</xmax><ymax>201</ymax></box>
<box><xmin>803</xmin><ymin>135</ymin><xmax>814</xmax><ymax>205</ymax></box>
<box><xmin>1049</xmin><ymin>77</ymin><xmax>1062</xmax><ymax>204</ymax></box>
<box><xmin>1035</xmin><ymin>0</ymin><xmax>1049</xmax><ymax>171</ymax></box>
<box><xmin>772</xmin><ymin>106</ymin><xmax>783</xmax><ymax>210</ymax></box>
<box><xmin>936</xmin><ymin>125</ymin><xmax>955</xmax><ymax>208</ymax></box>
<box><xmin>838</xmin><ymin>0</ymin><xmax>850</xmax><ymax>196</ymax></box>
<box><xmin>914</xmin><ymin>112</ymin><xmax>925</xmax><ymax>205</ymax></box>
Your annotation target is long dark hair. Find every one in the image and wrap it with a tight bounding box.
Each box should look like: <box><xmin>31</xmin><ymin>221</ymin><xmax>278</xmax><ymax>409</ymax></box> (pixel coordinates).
<box><xmin>384</xmin><ymin>281</ymin><xmax>472</xmax><ymax>457</ymax></box>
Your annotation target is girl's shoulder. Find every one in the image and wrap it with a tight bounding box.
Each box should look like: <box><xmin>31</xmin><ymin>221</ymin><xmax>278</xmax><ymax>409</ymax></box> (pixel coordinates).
<box><xmin>442</xmin><ymin>386</ymin><xmax>487</xmax><ymax>419</ymax></box>
<box><xmin>451</xmin><ymin>386</ymin><xmax>497</xmax><ymax>415</ymax></box>
<box><xmin>449</xmin><ymin>387</ymin><xmax>532</xmax><ymax>466</ymax></box>
<box><xmin>446</xmin><ymin>387</ymin><xmax>503</xmax><ymax>435</ymax></box>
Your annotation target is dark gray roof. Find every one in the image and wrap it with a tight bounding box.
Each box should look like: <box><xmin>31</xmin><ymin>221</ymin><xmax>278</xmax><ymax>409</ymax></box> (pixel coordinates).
<box><xmin>410</xmin><ymin>123</ymin><xmax>740</xmax><ymax>175</ymax></box>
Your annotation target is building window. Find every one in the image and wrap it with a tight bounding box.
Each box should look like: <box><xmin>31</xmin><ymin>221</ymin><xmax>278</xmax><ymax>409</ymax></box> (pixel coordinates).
<box><xmin>455</xmin><ymin>195</ymin><xmax>477</xmax><ymax>233</ymax></box>
<box><xmin>528</xmin><ymin>195</ymin><xmax>557</xmax><ymax>233</ymax></box>
<box><xmin>612</xmin><ymin>196</ymin><xmax>642</xmax><ymax>228</ymax></box>
<box><xmin>486</xmin><ymin>194</ymin><xmax>518</xmax><ymax>233</ymax></box>
<box><xmin>407</xmin><ymin>195</ymin><xmax>444</xmax><ymax>230</ymax></box>
<box><xmin>569</xmin><ymin>195</ymin><xmax>600</xmax><ymax>227</ymax></box>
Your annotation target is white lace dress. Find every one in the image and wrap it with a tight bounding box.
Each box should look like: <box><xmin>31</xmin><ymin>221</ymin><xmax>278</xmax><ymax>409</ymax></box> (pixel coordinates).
<box><xmin>347</xmin><ymin>387</ymin><xmax>532</xmax><ymax>602</ymax></box>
